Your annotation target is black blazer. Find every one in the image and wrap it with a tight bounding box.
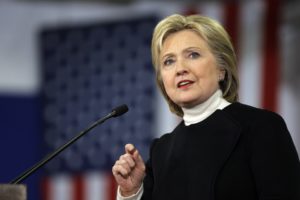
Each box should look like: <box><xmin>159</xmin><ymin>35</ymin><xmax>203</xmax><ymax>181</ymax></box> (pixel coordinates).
<box><xmin>142</xmin><ymin>103</ymin><xmax>300</xmax><ymax>200</ymax></box>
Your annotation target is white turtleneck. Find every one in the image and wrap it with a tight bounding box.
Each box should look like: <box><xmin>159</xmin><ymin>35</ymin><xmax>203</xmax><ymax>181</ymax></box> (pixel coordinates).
<box><xmin>182</xmin><ymin>89</ymin><xmax>231</xmax><ymax>126</ymax></box>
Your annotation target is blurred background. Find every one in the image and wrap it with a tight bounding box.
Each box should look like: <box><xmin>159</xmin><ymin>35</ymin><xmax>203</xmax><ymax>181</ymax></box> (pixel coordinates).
<box><xmin>0</xmin><ymin>0</ymin><xmax>299</xmax><ymax>199</ymax></box>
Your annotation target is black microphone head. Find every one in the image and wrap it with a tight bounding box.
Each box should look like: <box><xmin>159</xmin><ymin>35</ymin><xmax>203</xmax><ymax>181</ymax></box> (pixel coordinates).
<box><xmin>111</xmin><ymin>104</ymin><xmax>129</xmax><ymax>117</ymax></box>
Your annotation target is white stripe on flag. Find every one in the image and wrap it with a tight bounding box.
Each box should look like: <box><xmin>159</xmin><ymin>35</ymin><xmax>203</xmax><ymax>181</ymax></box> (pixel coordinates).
<box><xmin>51</xmin><ymin>175</ymin><xmax>73</xmax><ymax>200</ymax></box>
<box><xmin>279</xmin><ymin>85</ymin><xmax>299</xmax><ymax>150</ymax></box>
<box><xmin>279</xmin><ymin>13</ymin><xmax>300</xmax><ymax>153</ymax></box>
<box><xmin>155</xmin><ymin>91</ymin><xmax>179</xmax><ymax>137</ymax></box>
<box><xmin>238</xmin><ymin>0</ymin><xmax>265</xmax><ymax>107</ymax></box>
<box><xmin>199</xmin><ymin>2</ymin><xmax>224</xmax><ymax>24</ymax></box>
<box><xmin>84</xmin><ymin>172</ymin><xmax>108</xmax><ymax>200</ymax></box>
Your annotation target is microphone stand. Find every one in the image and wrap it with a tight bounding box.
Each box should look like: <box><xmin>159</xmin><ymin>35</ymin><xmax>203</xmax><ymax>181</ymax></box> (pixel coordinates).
<box><xmin>10</xmin><ymin>105</ymin><xmax>128</xmax><ymax>184</ymax></box>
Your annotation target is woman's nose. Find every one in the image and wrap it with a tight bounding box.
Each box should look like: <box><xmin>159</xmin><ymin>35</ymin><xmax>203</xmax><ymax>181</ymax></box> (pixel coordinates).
<box><xmin>176</xmin><ymin>60</ymin><xmax>189</xmax><ymax>76</ymax></box>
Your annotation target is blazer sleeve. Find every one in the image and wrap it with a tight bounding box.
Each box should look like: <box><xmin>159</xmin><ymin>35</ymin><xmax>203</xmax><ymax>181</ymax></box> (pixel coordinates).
<box><xmin>141</xmin><ymin>138</ymin><xmax>158</xmax><ymax>200</ymax></box>
<box><xmin>248</xmin><ymin>112</ymin><xmax>300</xmax><ymax>200</ymax></box>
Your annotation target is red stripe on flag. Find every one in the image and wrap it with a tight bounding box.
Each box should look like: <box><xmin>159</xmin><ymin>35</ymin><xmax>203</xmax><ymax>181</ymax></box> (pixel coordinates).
<box><xmin>107</xmin><ymin>173</ymin><xmax>118</xmax><ymax>200</ymax></box>
<box><xmin>73</xmin><ymin>175</ymin><xmax>84</xmax><ymax>200</ymax></box>
<box><xmin>262</xmin><ymin>0</ymin><xmax>281</xmax><ymax>111</ymax></box>
<box><xmin>224</xmin><ymin>2</ymin><xmax>240</xmax><ymax>55</ymax></box>
<box><xmin>183</xmin><ymin>4</ymin><xmax>199</xmax><ymax>15</ymax></box>
<box><xmin>41</xmin><ymin>177</ymin><xmax>51</xmax><ymax>200</ymax></box>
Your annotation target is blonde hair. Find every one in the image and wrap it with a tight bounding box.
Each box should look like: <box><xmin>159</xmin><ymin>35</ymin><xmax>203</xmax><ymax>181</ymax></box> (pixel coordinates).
<box><xmin>151</xmin><ymin>14</ymin><xmax>239</xmax><ymax>117</ymax></box>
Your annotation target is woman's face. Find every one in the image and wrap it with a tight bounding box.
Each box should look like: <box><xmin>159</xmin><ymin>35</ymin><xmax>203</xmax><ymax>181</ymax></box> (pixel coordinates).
<box><xmin>160</xmin><ymin>30</ymin><xmax>224</xmax><ymax>108</ymax></box>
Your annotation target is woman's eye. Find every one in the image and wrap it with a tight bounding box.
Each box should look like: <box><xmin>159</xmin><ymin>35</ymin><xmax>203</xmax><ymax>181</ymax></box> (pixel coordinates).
<box><xmin>189</xmin><ymin>52</ymin><xmax>200</xmax><ymax>59</ymax></box>
<box><xmin>163</xmin><ymin>58</ymin><xmax>174</xmax><ymax>66</ymax></box>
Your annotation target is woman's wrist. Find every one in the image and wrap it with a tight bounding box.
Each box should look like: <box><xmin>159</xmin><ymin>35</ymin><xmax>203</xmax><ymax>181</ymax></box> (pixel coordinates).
<box><xmin>119</xmin><ymin>184</ymin><xmax>143</xmax><ymax>197</ymax></box>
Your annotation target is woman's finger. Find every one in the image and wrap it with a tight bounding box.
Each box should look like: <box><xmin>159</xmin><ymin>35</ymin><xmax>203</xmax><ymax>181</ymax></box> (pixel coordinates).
<box><xmin>112</xmin><ymin>162</ymin><xmax>130</xmax><ymax>178</ymax></box>
<box><xmin>121</xmin><ymin>154</ymin><xmax>135</xmax><ymax>168</ymax></box>
<box><xmin>125</xmin><ymin>143</ymin><xmax>136</xmax><ymax>154</ymax></box>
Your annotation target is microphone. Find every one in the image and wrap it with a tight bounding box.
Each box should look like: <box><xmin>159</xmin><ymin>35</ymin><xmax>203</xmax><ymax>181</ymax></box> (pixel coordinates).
<box><xmin>111</xmin><ymin>104</ymin><xmax>129</xmax><ymax>118</ymax></box>
<box><xmin>10</xmin><ymin>104</ymin><xmax>129</xmax><ymax>184</ymax></box>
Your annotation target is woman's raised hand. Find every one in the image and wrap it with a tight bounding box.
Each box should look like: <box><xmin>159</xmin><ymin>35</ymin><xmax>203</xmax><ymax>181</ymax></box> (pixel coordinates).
<box><xmin>112</xmin><ymin>144</ymin><xmax>146</xmax><ymax>197</ymax></box>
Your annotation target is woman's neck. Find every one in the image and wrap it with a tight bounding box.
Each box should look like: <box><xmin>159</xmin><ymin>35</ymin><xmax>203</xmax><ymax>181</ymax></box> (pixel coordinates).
<box><xmin>182</xmin><ymin>89</ymin><xmax>230</xmax><ymax>126</ymax></box>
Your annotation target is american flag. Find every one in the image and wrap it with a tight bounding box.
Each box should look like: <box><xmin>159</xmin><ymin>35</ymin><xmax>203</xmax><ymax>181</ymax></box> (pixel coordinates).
<box><xmin>39</xmin><ymin>16</ymin><xmax>158</xmax><ymax>200</ymax></box>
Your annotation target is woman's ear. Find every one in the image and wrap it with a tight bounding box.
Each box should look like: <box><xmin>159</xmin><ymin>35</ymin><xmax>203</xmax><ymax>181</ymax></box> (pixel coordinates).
<box><xmin>218</xmin><ymin>68</ymin><xmax>226</xmax><ymax>81</ymax></box>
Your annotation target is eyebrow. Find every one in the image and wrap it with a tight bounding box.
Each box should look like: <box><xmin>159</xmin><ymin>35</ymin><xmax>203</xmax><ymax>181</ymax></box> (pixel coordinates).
<box><xmin>183</xmin><ymin>47</ymin><xmax>202</xmax><ymax>52</ymax></box>
<box><xmin>161</xmin><ymin>46</ymin><xmax>201</xmax><ymax>60</ymax></box>
<box><xmin>161</xmin><ymin>53</ymin><xmax>174</xmax><ymax>61</ymax></box>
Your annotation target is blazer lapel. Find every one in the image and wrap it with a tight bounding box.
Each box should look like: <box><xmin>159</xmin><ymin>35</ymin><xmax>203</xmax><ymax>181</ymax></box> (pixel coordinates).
<box><xmin>185</xmin><ymin>110</ymin><xmax>242</xmax><ymax>200</ymax></box>
<box><xmin>152</xmin><ymin>110</ymin><xmax>242</xmax><ymax>200</ymax></box>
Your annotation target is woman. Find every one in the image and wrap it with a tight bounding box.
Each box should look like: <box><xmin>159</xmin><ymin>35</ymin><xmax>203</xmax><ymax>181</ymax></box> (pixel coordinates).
<box><xmin>112</xmin><ymin>14</ymin><xmax>300</xmax><ymax>200</ymax></box>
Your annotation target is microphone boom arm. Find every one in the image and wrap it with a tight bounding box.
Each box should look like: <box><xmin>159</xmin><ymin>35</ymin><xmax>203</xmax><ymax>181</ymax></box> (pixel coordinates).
<box><xmin>10</xmin><ymin>104</ymin><xmax>128</xmax><ymax>184</ymax></box>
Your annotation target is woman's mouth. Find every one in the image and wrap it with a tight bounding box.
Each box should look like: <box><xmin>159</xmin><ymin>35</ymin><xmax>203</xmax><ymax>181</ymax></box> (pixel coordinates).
<box><xmin>177</xmin><ymin>80</ymin><xmax>194</xmax><ymax>88</ymax></box>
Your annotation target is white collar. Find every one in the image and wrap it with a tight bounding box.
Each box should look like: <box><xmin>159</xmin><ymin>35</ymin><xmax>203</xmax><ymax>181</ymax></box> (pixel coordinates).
<box><xmin>182</xmin><ymin>89</ymin><xmax>231</xmax><ymax>126</ymax></box>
